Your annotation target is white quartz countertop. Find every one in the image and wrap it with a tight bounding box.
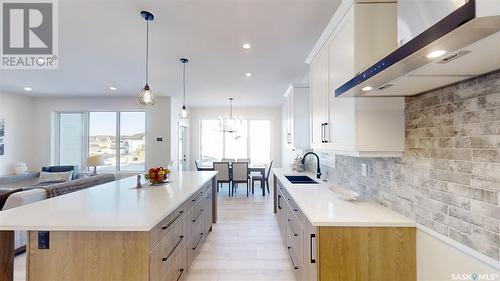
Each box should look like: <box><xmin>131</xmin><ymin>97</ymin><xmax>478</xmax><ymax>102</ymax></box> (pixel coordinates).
<box><xmin>273</xmin><ymin>168</ymin><xmax>415</xmax><ymax>227</ymax></box>
<box><xmin>0</xmin><ymin>171</ymin><xmax>217</xmax><ymax>231</ymax></box>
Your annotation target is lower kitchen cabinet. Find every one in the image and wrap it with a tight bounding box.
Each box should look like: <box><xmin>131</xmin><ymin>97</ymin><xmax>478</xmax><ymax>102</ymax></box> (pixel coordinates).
<box><xmin>275</xmin><ymin>180</ymin><xmax>416</xmax><ymax>281</ymax></box>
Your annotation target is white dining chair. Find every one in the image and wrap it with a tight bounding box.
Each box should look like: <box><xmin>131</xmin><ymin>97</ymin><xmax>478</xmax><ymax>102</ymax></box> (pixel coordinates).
<box><xmin>236</xmin><ymin>158</ymin><xmax>250</xmax><ymax>163</ymax></box>
<box><xmin>222</xmin><ymin>158</ymin><xmax>235</xmax><ymax>163</ymax></box>
<box><xmin>231</xmin><ymin>162</ymin><xmax>250</xmax><ymax>196</ymax></box>
<box><xmin>213</xmin><ymin>162</ymin><xmax>231</xmax><ymax>195</ymax></box>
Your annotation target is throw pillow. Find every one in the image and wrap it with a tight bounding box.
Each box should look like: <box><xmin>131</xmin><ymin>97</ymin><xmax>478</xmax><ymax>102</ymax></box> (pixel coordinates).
<box><xmin>38</xmin><ymin>171</ymin><xmax>73</xmax><ymax>184</ymax></box>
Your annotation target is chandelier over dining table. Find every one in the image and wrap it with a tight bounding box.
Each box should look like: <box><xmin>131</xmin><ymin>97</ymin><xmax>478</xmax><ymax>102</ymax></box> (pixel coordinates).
<box><xmin>219</xmin><ymin>97</ymin><xmax>243</xmax><ymax>134</ymax></box>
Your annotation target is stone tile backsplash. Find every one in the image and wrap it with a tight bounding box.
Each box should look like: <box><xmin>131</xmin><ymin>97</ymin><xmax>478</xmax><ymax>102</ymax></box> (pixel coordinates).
<box><xmin>311</xmin><ymin>71</ymin><xmax>500</xmax><ymax>261</ymax></box>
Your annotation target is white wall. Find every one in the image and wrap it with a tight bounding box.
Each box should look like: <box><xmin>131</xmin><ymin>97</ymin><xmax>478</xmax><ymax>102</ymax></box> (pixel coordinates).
<box><xmin>30</xmin><ymin>96</ymin><xmax>172</xmax><ymax>172</ymax></box>
<box><xmin>0</xmin><ymin>92</ymin><xmax>35</xmax><ymax>176</ymax></box>
<box><xmin>189</xmin><ymin>107</ymin><xmax>282</xmax><ymax>170</ymax></box>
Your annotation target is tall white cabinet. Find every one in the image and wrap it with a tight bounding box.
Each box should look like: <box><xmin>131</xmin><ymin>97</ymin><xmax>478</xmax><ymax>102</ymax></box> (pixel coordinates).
<box><xmin>284</xmin><ymin>85</ymin><xmax>310</xmax><ymax>150</ymax></box>
<box><xmin>309</xmin><ymin>0</ymin><xmax>405</xmax><ymax>157</ymax></box>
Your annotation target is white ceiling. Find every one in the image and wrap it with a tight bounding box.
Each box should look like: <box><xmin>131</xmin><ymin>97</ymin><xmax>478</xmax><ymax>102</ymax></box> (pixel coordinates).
<box><xmin>0</xmin><ymin>0</ymin><xmax>340</xmax><ymax>107</ymax></box>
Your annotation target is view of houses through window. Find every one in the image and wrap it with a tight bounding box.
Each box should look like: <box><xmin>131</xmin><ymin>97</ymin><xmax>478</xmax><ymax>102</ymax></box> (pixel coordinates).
<box><xmin>57</xmin><ymin>111</ymin><xmax>146</xmax><ymax>172</ymax></box>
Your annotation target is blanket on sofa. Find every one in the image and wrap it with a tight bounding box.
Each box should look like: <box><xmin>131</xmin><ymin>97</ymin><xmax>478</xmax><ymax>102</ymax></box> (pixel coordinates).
<box><xmin>40</xmin><ymin>174</ymin><xmax>116</xmax><ymax>198</ymax></box>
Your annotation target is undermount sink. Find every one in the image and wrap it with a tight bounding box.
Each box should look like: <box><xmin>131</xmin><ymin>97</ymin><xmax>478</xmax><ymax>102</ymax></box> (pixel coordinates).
<box><xmin>284</xmin><ymin>175</ymin><xmax>319</xmax><ymax>184</ymax></box>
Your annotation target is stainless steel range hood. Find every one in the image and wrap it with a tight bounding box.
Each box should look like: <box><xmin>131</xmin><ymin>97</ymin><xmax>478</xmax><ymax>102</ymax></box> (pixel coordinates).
<box><xmin>336</xmin><ymin>0</ymin><xmax>500</xmax><ymax>97</ymax></box>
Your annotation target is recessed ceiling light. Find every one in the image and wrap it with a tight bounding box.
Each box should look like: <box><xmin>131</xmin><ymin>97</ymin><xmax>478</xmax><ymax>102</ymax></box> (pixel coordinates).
<box><xmin>109</xmin><ymin>86</ymin><xmax>117</xmax><ymax>91</ymax></box>
<box><xmin>245</xmin><ymin>72</ymin><xmax>252</xmax><ymax>77</ymax></box>
<box><xmin>426</xmin><ymin>50</ymin><xmax>447</xmax><ymax>59</ymax></box>
<box><xmin>23</xmin><ymin>87</ymin><xmax>32</xmax><ymax>92</ymax></box>
<box><xmin>361</xmin><ymin>86</ymin><xmax>373</xmax><ymax>92</ymax></box>
<box><xmin>242</xmin><ymin>43</ymin><xmax>251</xmax><ymax>49</ymax></box>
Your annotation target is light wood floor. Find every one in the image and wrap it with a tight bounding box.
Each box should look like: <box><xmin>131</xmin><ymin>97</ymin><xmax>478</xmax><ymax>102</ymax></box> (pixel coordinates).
<box><xmin>14</xmin><ymin>182</ymin><xmax>294</xmax><ymax>281</ymax></box>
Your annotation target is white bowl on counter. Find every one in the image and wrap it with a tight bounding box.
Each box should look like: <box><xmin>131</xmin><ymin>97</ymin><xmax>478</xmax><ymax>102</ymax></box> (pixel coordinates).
<box><xmin>329</xmin><ymin>186</ymin><xmax>360</xmax><ymax>201</ymax></box>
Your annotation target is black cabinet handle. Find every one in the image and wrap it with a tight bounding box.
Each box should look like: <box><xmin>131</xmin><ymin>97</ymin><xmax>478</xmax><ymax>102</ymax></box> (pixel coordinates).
<box><xmin>192</xmin><ymin>233</ymin><xmax>204</xmax><ymax>250</ymax></box>
<box><xmin>324</xmin><ymin>123</ymin><xmax>330</xmax><ymax>143</ymax></box>
<box><xmin>161</xmin><ymin>235</ymin><xmax>184</xmax><ymax>262</ymax></box>
<box><xmin>161</xmin><ymin>211</ymin><xmax>184</xmax><ymax>230</ymax></box>
<box><xmin>287</xmin><ymin>246</ymin><xmax>299</xmax><ymax>270</ymax></box>
<box><xmin>310</xmin><ymin>234</ymin><xmax>317</xmax><ymax>264</ymax></box>
<box><xmin>287</xmin><ymin>219</ymin><xmax>298</xmax><ymax>237</ymax></box>
<box><xmin>277</xmin><ymin>194</ymin><xmax>282</xmax><ymax>210</ymax></box>
<box><xmin>320</xmin><ymin>124</ymin><xmax>324</xmax><ymax>143</ymax></box>
<box><xmin>176</xmin><ymin>269</ymin><xmax>184</xmax><ymax>281</ymax></box>
<box><xmin>192</xmin><ymin>209</ymin><xmax>204</xmax><ymax>223</ymax></box>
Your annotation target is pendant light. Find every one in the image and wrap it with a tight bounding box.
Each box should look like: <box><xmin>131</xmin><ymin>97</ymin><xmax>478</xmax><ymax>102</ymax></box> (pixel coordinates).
<box><xmin>219</xmin><ymin>97</ymin><xmax>243</xmax><ymax>134</ymax></box>
<box><xmin>138</xmin><ymin>11</ymin><xmax>155</xmax><ymax>105</ymax></box>
<box><xmin>179</xmin><ymin>58</ymin><xmax>189</xmax><ymax>119</ymax></box>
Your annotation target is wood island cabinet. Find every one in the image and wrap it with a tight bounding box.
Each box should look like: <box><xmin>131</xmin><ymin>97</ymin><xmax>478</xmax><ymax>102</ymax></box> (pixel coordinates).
<box><xmin>275</xmin><ymin>178</ymin><xmax>416</xmax><ymax>281</ymax></box>
<box><xmin>23</xmin><ymin>176</ymin><xmax>217</xmax><ymax>281</ymax></box>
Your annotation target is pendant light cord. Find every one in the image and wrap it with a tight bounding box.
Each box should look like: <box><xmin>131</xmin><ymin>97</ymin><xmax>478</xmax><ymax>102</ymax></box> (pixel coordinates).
<box><xmin>183</xmin><ymin>63</ymin><xmax>186</xmax><ymax>106</ymax></box>
<box><xmin>229</xmin><ymin>98</ymin><xmax>233</xmax><ymax>118</ymax></box>
<box><xmin>145</xmin><ymin>20</ymin><xmax>149</xmax><ymax>84</ymax></box>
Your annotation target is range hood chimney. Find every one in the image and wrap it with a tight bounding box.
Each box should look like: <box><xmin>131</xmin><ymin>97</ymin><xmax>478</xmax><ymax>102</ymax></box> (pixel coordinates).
<box><xmin>336</xmin><ymin>0</ymin><xmax>500</xmax><ymax>97</ymax></box>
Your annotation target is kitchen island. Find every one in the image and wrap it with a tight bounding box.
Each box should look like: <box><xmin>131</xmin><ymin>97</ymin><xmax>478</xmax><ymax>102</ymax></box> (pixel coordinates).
<box><xmin>272</xmin><ymin>168</ymin><xmax>416</xmax><ymax>281</ymax></box>
<box><xmin>0</xmin><ymin>171</ymin><xmax>218</xmax><ymax>281</ymax></box>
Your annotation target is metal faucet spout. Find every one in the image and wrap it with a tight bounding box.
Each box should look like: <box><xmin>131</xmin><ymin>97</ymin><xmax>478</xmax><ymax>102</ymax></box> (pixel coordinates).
<box><xmin>301</xmin><ymin>152</ymin><xmax>322</xmax><ymax>179</ymax></box>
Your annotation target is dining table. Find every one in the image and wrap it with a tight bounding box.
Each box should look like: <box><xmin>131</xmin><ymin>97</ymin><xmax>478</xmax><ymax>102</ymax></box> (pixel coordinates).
<box><xmin>197</xmin><ymin>161</ymin><xmax>268</xmax><ymax>196</ymax></box>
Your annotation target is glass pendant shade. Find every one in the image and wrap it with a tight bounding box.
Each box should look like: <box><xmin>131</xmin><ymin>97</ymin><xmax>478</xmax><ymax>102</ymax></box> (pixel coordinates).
<box><xmin>139</xmin><ymin>84</ymin><xmax>154</xmax><ymax>105</ymax></box>
<box><xmin>179</xmin><ymin>105</ymin><xmax>189</xmax><ymax>119</ymax></box>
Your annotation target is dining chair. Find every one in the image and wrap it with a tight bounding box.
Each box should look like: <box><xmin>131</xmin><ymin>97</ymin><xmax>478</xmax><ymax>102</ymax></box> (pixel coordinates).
<box><xmin>251</xmin><ymin>160</ymin><xmax>273</xmax><ymax>196</ymax></box>
<box><xmin>213</xmin><ymin>162</ymin><xmax>231</xmax><ymax>195</ymax></box>
<box><xmin>236</xmin><ymin>158</ymin><xmax>250</xmax><ymax>163</ymax></box>
<box><xmin>222</xmin><ymin>158</ymin><xmax>235</xmax><ymax>163</ymax></box>
<box><xmin>231</xmin><ymin>162</ymin><xmax>250</xmax><ymax>196</ymax></box>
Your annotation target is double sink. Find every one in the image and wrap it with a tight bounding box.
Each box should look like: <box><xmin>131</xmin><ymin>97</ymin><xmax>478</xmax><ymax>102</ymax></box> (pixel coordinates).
<box><xmin>284</xmin><ymin>175</ymin><xmax>319</xmax><ymax>185</ymax></box>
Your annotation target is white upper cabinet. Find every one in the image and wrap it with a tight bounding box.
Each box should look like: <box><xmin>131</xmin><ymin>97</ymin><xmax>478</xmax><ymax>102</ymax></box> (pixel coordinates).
<box><xmin>309</xmin><ymin>0</ymin><xmax>405</xmax><ymax>157</ymax></box>
<box><xmin>310</xmin><ymin>47</ymin><xmax>329</xmax><ymax>149</ymax></box>
<box><xmin>284</xmin><ymin>85</ymin><xmax>310</xmax><ymax>150</ymax></box>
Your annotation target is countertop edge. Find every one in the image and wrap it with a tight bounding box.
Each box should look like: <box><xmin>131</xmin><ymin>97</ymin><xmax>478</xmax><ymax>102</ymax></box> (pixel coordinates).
<box><xmin>273</xmin><ymin>168</ymin><xmax>416</xmax><ymax>228</ymax></box>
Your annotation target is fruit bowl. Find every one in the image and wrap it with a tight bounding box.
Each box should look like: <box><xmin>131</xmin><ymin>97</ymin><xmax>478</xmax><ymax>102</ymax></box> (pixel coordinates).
<box><xmin>145</xmin><ymin>167</ymin><xmax>171</xmax><ymax>185</ymax></box>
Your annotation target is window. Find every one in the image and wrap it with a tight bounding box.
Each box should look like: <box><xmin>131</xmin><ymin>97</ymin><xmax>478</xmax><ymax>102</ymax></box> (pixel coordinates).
<box><xmin>200</xmin><ymin>120</ymin><xmax>223</xmax><ymax>161</ymax></box>
<box><xmin>120</xmin><ymin>112</ymin><xmax>146</xmax><ymax>171</ymax></box>
<box><xmin>225</xmin><ymin>120</ymin><xmax>248</xmax><ymax>160</ymax></box>
<box><xmin>199</xmin><ymin>119</ymin><xmax>271</xmax><ymax>164</ymax></box>
<box><xmin>249</xmin><ymin>120</ymin><xmax>271</xmax><ymax>164</ymax></box>
<box><xmin>57</xmin><ymin>111</ymin><xmax>146</xmax><ymax>172</ymax></box>
<box><xmin>89</xmin><ymin>112</ymin><xmax>117</xmax><ymax>171</ymax></box>
<box><xmin>58</xmin><ymin>113</ymin><xmax>84</xmax><ymax>167</ymax></box>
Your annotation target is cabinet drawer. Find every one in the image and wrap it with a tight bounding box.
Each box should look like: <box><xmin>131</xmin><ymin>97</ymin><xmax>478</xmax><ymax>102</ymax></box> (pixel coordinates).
<box><xmin>189</xmin><ymin>198</ymin><xmax>205</xmax><ymax>224</ymax></box>
<box><xmin>281</xmin><ymin>186</ymin><xmax>308</xmax><ymax>227</ymax></box>
<box><xmin>188</xmin><ymin>210</ymin><xmax>205</xmax><ymax>266</ymax></box>
<box><xmin>204</xmin><ymin>190</ymin><xmax>213</xmax><ymax>234</ymax></box>
<box><xmin>204</xmin><ymin>181</ymin><xmax>212</xmax><ymax>192</ymax></box>
<box><xmin>150</xmin><ymin>202</ymin><xmax>186</xmax><ymax>249</ymax></box>
<box><xmin>150</xmin><ymin>218</ymin><xmax>187</xmax><ymax>281</ymax></box>
<box><xmin>188</xmin><ymin>187</ymin><xmax>206</xmax><ymax>210</ymax></box>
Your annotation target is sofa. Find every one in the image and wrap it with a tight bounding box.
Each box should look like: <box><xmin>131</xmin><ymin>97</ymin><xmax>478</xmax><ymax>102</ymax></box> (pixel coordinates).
<box><xmin>1</xmin><ymin>172</ymin><xmax>116</xmax><ymax>253</ymax></box>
